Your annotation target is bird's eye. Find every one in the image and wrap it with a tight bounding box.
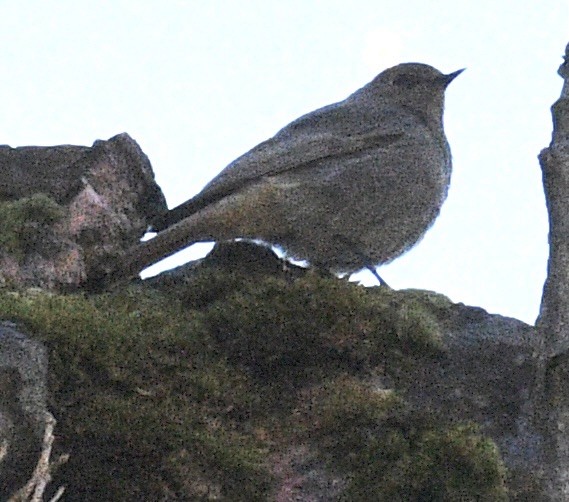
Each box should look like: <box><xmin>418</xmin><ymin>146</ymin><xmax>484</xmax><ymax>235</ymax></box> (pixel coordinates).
<box><xmin>393</xmin><ymin>74</ymin><xmax>422</xmax><ymax>88</ymax></box>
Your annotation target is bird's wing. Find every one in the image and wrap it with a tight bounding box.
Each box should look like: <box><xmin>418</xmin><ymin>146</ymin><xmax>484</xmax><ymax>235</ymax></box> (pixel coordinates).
<box><xmin>152</xmin><ymin>102</ymin><xmax>407</xmax><ymax>231</ymax></box>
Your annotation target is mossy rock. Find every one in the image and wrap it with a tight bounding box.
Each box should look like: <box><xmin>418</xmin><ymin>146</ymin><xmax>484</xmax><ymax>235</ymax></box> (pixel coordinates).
<box><xmin>302</xmin><ymin>376</ymin><xmax>508</xmax><ymax>501</ymax></box>
<box><xmin>0</xmin><ymin>271</ymin><xmax>508</xmax><ymax>500</ymax></box>
<box><xmin>0</xmin><ymin>287</ymin><xmax>271</xmax><ymax>499</ymax></box>
<box><xmin>203</xmin><ymin>275</ymin><xmax>445</xmax><ymax>388</ymax></box>
<box><xmin>0</xmin><ymin>193</ymin><xmax>64</xmax><ymax>258</ymax></box>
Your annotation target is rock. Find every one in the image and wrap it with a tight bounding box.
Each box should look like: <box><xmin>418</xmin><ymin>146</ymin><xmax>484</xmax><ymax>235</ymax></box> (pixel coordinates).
<box><xmin>389</xmin><ymin>296</ymin><xmax>542</xmax><ymax>496</ymax></box>
<box><xmin>0</xmin><ymin>252</ymin><xmax>546</xmax><ymax>498</ymax></box>
<box><xmin>145</xmin><ymin>240</ymin><xmax>307</xmax><ymax>291</ymax></box>
<box><xmin>0</xmin><ymin>321</ymin><xmax>48</xmax><ymax>497</ymax></box>
<box><xmin>147</xmin><ymin>247</ymin><xmax>544</xmax><ymax>497</ymax></box>
<box><xmin>0</xmin><ymin>144</ymin><xmax>89</xmax><ymax>203</ymax></box>
<box><xmin>0</xmin><ymin>133</ymin><xmax>167</xmax><ymax>290</ymax></box>
<box><xmin>270</xmin><ymin>445</ymin><xmax>346</xmax><ymax>501</ymax></box>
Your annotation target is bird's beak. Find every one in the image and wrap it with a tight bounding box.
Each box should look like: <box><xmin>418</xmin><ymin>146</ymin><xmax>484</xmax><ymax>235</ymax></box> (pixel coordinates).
<box><xmin>443</xmin><ymin>68</ymin><xmax>465</xmax><ymax>86</ymax></box>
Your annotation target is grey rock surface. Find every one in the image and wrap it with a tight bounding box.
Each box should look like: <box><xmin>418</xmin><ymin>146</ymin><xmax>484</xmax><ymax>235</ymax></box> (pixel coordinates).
<box><xmin>0</xmin><ymin>133</ymin><xmax>167</xmax><ymax>290</ymax></box>
<box><xmin>0</xmin><ymin>321</ymin><xmax>48</xmax><ymax>497</ymax></box>
<box><xmin>395</xmin><ymin>298</ymin><xmax>542</xmax><ymax>496</ymax></box>
<box><xmin>0</xmin><ymin>144</ymin><xmax>89</xmax><ymax>203</ymax></box>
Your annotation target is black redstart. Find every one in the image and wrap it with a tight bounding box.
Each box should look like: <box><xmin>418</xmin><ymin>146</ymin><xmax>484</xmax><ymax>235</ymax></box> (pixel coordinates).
<box><xmin>101</xmin><ymin>62</ymin><xmax>462</xmax><ymax>285</ymax></box>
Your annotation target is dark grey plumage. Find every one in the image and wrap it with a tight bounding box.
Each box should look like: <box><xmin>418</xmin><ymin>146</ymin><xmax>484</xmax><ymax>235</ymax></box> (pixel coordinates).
<box><xmin>121</xmin><ymin>63</ymin><xmax>462</xmax><ymax>280</ymax></box>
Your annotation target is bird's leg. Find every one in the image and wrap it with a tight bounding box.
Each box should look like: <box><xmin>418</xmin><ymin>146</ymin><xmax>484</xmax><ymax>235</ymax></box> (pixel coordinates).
<box><xmin>333</xmin><ymin>234</ymin><xmax>391</xmax><ymax>288</ymax></box>
<box><xmin>364</xmin><ymin>264</ymin><xmax>390</xmax><ymax>288</ymax></box>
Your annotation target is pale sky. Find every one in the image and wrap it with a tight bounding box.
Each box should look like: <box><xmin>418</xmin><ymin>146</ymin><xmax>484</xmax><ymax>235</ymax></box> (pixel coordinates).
<box><xmin>1</xmin><ymin>1</ymin><xmax>567</xmax><ymax>324</ymax></box>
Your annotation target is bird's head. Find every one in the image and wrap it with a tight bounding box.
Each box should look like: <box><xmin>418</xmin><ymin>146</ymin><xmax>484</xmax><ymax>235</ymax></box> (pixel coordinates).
<box><xmin>362</xmin><ymin>63</ymin><xmax>464</xmax><ymax>121</ymax></box>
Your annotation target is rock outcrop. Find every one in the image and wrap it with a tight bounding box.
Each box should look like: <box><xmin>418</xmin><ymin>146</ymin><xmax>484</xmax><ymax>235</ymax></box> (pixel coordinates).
<box><xmin>0</xmin><ymin>321</ymin><xmax>48</xmax><ymax>498</ymax></box>
<box><xmin>0</xmin><ymin>121</ymin><xmax>553</xmax><ymax>498</ymax></box>
<box><xmin>149</xmin><ymin>242</ymin><xmax>544</xmax><ymax>499</ymax></box>
<box><xmin>0</xmin><ymin>133</ymin><xmax>167</xmax><ymax>291</ymax></box>
<box><xmin>0</xmin><ymin>241</ymin><xmax>542</xmax><ymax>500</ymax></box>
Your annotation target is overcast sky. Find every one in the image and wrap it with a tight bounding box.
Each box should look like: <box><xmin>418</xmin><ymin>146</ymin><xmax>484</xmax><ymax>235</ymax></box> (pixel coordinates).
<box><xmin>1</xmin><ymin>1</ymin><xmax>567</xmax><ymax>324</ymax></box>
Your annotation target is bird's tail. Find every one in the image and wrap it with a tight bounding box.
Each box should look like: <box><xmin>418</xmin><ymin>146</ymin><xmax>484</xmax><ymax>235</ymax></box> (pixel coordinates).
<box><xmin>150</xmin><ymin>198</ymin><xmax>204</xmax><ymax>232</ymax></box>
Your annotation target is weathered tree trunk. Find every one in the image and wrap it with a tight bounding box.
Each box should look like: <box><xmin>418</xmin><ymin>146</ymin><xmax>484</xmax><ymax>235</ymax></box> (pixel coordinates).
<box><xmin>536</xmin><ymin>42</ymin><xmax>569</xmax><ymax>499</ymax></box>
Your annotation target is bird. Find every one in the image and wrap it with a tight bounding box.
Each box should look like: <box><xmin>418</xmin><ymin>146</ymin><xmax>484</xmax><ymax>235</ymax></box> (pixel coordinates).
<box><xmin>95</xmin><ymin>62</ymin><xmax>462</xmax><ymax>287</ymax></box>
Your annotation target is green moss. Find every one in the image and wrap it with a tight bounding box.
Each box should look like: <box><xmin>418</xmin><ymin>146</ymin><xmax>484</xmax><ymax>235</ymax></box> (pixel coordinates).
<box><xmin>366</xmin><ymin>287</ymin><xmax>446</xmax><ymax>359</ymax></box>
<box><xmin>0</xmin><ymin>193</ymin><xmax>64</xmax><ymax>258</ymax></box>
<box><xmin>0</xmin><ymin>270</ymin><xmax>506</xmax><ymax>499</ymax></box>
<box><xmin>401</xmin><ymin>288</ymin><xmax>455</xmax><ymax>313</ymax></box>
<box><xmin>303</xmin><ymin>376</ymin><xmax>508</xmax><ymax>501</ymax></box>
<box><xmin>203</xmin><ymin>274</ymin><xmax>445</xmax><ymax>389</ymax></box>
<box><xmin>0</xmin><ymin>287</ymin><xmax>271</xmax><ymax>499</ymax></box>
<box><xmin>178</xmin><ymin>267</ymin><xmax>265</xmax><ymax>308</ymax></box>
